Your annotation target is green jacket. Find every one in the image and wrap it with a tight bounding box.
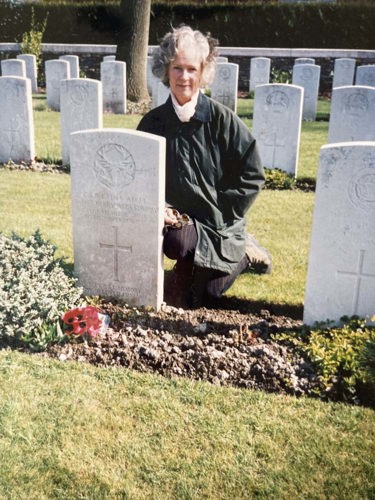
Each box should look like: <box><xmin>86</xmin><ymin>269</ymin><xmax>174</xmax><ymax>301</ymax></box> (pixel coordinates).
<box><xmin>137</xmin><ymin>92</ymin><xmax>265</xmax><ymax>274</ymax></box>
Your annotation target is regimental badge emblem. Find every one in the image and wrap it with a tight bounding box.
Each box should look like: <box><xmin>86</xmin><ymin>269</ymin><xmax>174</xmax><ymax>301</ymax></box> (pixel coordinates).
<box><xmin>94</xmin><ymin>142</ymin><xmax>136</xmax><ymax>190</ymax></box>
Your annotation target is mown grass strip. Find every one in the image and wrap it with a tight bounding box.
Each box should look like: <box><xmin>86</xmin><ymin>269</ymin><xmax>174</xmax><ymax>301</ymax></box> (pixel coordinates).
<box><xmin>0</xmin><ymin>351</ymin><xmax>374</xmax><ymax>499</ymax></box>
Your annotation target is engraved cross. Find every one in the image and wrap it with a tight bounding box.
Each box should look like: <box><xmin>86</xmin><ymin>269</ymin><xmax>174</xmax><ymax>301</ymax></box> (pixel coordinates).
<box><xmin>99</xmin><ymin>226</ymin><xmax>132</xmax><ymax>282</ymax></box>
<box><xmin>337</xmin><ymin>249</ymin><xmax>375</xmax><ymax>314</ymax></box>
<box><xmin>263</xmin><ymin>131</ymin><xmax>285</xmax><ymax>169</ymax></box>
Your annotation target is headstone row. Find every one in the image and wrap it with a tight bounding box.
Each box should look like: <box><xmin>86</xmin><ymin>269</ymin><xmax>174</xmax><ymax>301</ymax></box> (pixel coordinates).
<box><xmin>0</xmin><ymin>73</ymin><xmax>106</xmax><ymax>165</ymax></box>
<box><xmin>249</xmin><ymin>58</ymin><xmax>320</xmax><ymax>120</ymax></box>
<box><xmin>333</xmin><ymin>61</ymin><xmax>375</xmax><ymax>89</ymax></box>
<box><xmin>44</xmin><ymin>57</ymin><xmax>127</xmax><ymax>114</ymax></box>
<box><xmin>249</xmin><ymin>58</ymin><xmax>375</xmax><ymax>91</ymax></box>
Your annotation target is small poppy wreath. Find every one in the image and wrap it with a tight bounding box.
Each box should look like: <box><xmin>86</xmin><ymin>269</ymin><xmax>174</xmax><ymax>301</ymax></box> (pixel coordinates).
<box><xmin>62</xmin><ymin>306</ymin><xmax>103</xmax><ymax>338</ymax></box>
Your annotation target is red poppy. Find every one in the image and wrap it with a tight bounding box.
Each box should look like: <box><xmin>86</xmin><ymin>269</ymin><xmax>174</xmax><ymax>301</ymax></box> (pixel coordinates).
<box><xmin>84</xmin><ymin>306</ymin><xmax>102</xmax><ymax>337</ymax></box>
<box><xmin>62</xmin><ymin>306</ymin><xmax>102</xmax><ymax>337</ymax></box>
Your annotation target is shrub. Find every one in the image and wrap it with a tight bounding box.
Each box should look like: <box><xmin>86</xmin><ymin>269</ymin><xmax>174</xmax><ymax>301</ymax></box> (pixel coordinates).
<box><xmin>264</xmin><ymin>168</ymin><xmax>296</xmax><ymax>190</ymax></box>
<box><xmin>359</xmin><ymin>337</ymin><xmax>375</xmax><ymax>383</ymax></box>
<box><xmin>0</xmin><ymin>231</ymin><xmax>82</xmax><ymax>351</ymax></box>
<box><xmin>273</xmin><ymin>316</ymin><xmax>375</xmax><ymax>404</ymax></box>
<box><xmin>358</xmin><ymin>337</ymin><xmax>375</xmax><ymax>406</ymax></box>
<box><xmin>270</xmin><ymin>68</ymin><xmax>291</xmax><ymax>84</ymax></box>
<box><xmin>19</xmin><ymin>6</ymin><xmax>48</xmax><ymax>72</ymax></box>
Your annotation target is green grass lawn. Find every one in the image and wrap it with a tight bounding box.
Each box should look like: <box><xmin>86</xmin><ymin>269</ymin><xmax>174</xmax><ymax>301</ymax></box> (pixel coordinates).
<box><xmin>0</xmin><ymin>351</ymin><xmax>374</xmax><ymax>499</ymax></box>
<box><xmin>1</xmin><ymin>95</ymin><xmax>374</xmax><ymax>499</ymax></box>
<box><xmin>32</xmin><ymin>95</ymin><xmax>328</xmax><ymax>179</ymax></box>
<box><xmin>0</xmin><ymin>170</ymin><xmax>313</xmax><ymax>307</ymax></box>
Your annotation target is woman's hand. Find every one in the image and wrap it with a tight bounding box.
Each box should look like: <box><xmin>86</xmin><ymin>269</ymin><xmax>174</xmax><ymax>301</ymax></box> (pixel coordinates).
<box><xmin>164</xmin><ymin>207</ymin><xmax>180</xmax><ymax>225</ymax></box>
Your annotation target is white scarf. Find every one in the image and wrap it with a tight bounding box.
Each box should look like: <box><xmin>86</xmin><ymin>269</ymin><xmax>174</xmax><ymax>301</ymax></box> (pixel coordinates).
<box><xmin>171</xmin><ymin>91</ymin><xmax>200</xmax><ymax>122</ymax></box>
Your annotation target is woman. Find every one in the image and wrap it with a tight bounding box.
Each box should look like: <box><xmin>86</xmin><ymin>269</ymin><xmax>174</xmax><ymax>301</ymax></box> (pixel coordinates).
<box><xmin>137</xmin><ymin>26</ymin><xmax>270</xmax><ymax>308</ymax></box>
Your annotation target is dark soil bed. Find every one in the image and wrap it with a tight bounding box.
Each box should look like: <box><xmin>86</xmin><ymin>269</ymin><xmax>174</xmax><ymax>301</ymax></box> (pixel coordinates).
<box><xmin>47</xmin><ymin>286</ymin><xmax>323</xmax><ymax>400</ymax></box>
<box><xmin>36</xmin><ymin>277</ymin><xmax>374</xmax><ymax>407</ymax></box>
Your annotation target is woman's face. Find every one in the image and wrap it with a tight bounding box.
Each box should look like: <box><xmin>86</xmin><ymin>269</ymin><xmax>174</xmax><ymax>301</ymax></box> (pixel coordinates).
<box><xmin>168</xmin><ymin>47</ymin><xmax>202</xmax><ymax>105</ymax></box>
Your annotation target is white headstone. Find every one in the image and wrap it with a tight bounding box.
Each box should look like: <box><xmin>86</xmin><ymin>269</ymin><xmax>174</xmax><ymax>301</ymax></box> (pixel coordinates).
<box><xmin>45</xmin><ymin>59</ymin><xmax>70</xmax><ymax>111</ymax></box>
<box><xmin>101</xmin><ymin>60</ymin><xmax>127</xmax><ymax>114</ymax></box>
<box><xmin>146</xmin><ymin>56</ymin><xmax>159</xmax><ymax>96</ymax></box>
<box><xmin>328</xmin><ymin>86</ymin><xmax>375</xmax><ymax>144</ymax></box>
<box><xmin>292</xmin><ymin>63</ymin><xmax>320</xmax><ymax>121</ymax></box>
<box><xmin>249</xmin><ymin>57</ymin><xmax>271</xmax><ymax>92</ymax></box>
<box><xmin>0</xmin><ymin>76</ymin><xmax>35</xmax><ymax>163</ymax></box>
<box><xmin>355</xmin><ymin>65</ymin><xmax>375</xmax><ymax>88</ymax></box>
<box><xmin>332</xmin><ymin>58</ymin><xmax>356</xmax><ymax>89</ymax></box>
<box><xmin>1</xmin><ymin>58</ymin><xmax>26</xmax><ymax>78</ymax></box>
<box><xmin>304</xmin><ymin>142</ymin><xmax>375</xmax><ymax>326</ymax></box>
<box><xmin>59</xmin><ymin>55</ymin><xmax>80</xmax><ymax>79</ymax></box>
<box><xmin>252</xmin><ymin>84</ymin><xmax>304</xmax><ymax>176</ymax></box>
<box><xmin>152</xmin><ymin>81</ymin><xmax>170</xmax><ymax>109</ymax></box>
<box><xmin>210</xmin><ymin>62</ymin><xmax>239</xmax><ymax>112</ymax></box>
<box><xmin>17</xmin><ymin>54</ymin><xmax>38</xmax><ymax>93</ymax></box>
<box><xmin>216</xmin><ymin>56</ymin><xmax>228</xmax><ymax>63</ymax></box>
<box><xmin>294</xmin><ymin>58</ymin><xmax>315</xmax><ymax>65</ymax></box>
<box><xmin>60</xmin><ymin>78</ymin><xmax>103</xmax><ymax>165</ymax></box>
<box><xmin>70</xmin><ymin>128</ymin><xmax>166</xmax><ymax>310</ymax></box>
<box><xmin>103</xmin><ymin>55</ymin><xmax>116</xmax><ymax>61</ymax></box>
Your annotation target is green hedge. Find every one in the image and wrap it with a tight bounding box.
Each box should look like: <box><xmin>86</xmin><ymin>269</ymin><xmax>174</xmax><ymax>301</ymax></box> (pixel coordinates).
<box><xmin>1</xmin><ymin>3</ymin><xmax>374</xmax><ymax>49</ymax></box>
<box><xmin>149</xmin><ymin>4</ymin><xmax>375</xmax><ymax>48</ymax></box>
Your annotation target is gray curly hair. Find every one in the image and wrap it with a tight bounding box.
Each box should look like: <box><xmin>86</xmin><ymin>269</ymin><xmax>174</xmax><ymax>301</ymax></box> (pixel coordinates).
<box><xmin>152</xmin><ymin>25</ymin><xmax>218</xmax><ymax>88</ymax></box>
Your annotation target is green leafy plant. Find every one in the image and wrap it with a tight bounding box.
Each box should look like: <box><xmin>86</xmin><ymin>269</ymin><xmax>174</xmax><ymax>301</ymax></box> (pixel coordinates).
<box><xmin>360</xmin><ymin>337</ymin><xmax>375</xmax><ymax>382</ymax></box>
<box><xmin>0</xmin><ymin>230</ymin><xmax>82</xmax><ymax>351</ymax></box>
<box><xmin>273</xmin><ymin>316</ymin><xmax>375</xmax><ymax>404</ymax></box>
<box><xmin>264</xmin><ymin>167</ymin><xmax>296</xmax><ymax>190</ymax></box>
<box><xmin>19</xmin><ymin>7</ymin><xmax>48</xmax><ymax>72</ymax></box>
<box><xmin>270</xmin><ymin>68</ymin><xmax>292</xmax><ymax>84</ymax></box>
<box><xmin>295</xmin><ymin>176</ymin><xmax>316</xmax><ymax>192</ymax></box>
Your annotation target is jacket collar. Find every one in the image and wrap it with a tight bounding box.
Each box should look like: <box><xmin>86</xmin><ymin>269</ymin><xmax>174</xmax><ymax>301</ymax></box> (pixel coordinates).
<box><xmin>193</xmin><ymin>92</ymin><xmax>212</xmax><ymax>123</ymax></box>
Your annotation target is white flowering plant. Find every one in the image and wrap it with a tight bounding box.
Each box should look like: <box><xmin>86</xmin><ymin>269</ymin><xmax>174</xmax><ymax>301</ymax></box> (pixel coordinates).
<box><xmin>0</xmin><ymin>230</ymin><xmax>82</xmax><ymax>351</ymax></box>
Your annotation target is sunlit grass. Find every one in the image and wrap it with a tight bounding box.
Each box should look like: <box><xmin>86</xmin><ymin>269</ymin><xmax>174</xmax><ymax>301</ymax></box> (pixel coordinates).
<box><xmin>231</xmin><ymin>190</ymin><xmax>314</xmax><ymax>306</ymax></box>
<box><xmin>0</xmin><ymin>169</ymin><xmax>72</xmax><ymax>260</ymax></box>
<box><xmin>0</xmin><ymin>170</ymin><xmax>314</xmax><ymax>306</ymax></box>
<box><xmin>299</xmin><ymin>120</ymin><xmax>329</xmax><ymax>178</ymax></box>
<box><xmin>0</xmin><ymin>351</ymin><xmax>374</xmax><ymax>499</ymax></box>
<box><xmin>32</xmin><ymin>95</ymin><xmax>328</xmax><ymax>179</ymax></box>
<box><xmin>32</xmin><ymin>96</ymin><xmax>142</xmax><ymax>163</ymax></box>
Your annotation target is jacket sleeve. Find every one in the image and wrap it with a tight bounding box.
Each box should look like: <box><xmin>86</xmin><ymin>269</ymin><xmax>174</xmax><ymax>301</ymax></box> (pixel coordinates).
<box><xmin>218</xmin><ymin>113</ymin><xmax>265</xmax><ymax>221</ymax></box>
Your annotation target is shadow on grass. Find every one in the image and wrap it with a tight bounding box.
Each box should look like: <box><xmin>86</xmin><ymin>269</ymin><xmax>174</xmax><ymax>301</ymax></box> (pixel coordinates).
<box><xmin>163</xmin><ymin>269</ymin><xmax>303</xmax><ymax>320</ymax></box>
<box><xmin>211</xmin><ymin>296</ymin><xmax>303</xmax><ymax>320</ymax></box>
<box><xmin>315</xmin><ymin>114</ymin><xmax>330</xmax><ymax>122</ymax></box>
<box><xmin>238</xmin><ymin>112</ymin><xmax>253</xmax><ymax>120</ymax></box>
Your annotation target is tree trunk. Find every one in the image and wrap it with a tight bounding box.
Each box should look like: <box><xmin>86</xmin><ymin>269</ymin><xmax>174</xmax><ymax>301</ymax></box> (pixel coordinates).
<box><xmin>116</xmin><ymin>0</ymin><xmax>151</xmax><ymax>103</ymax></box>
